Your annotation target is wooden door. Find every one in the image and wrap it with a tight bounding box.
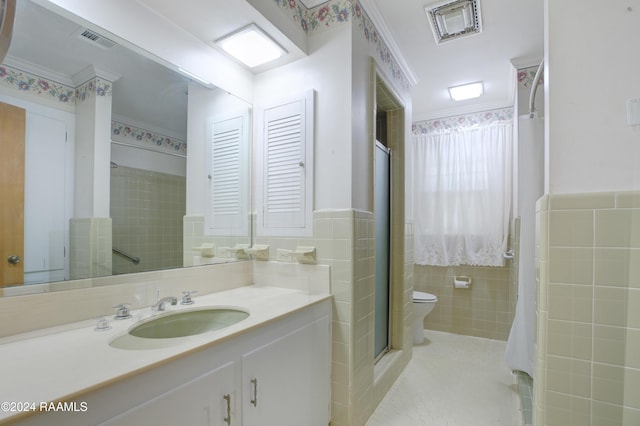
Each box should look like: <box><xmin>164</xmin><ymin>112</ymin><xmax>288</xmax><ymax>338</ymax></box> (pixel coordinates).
<box><xmin>0</xmin><ymin>101</ymin><xmax>25</xmax><ymax>287</ymax></box>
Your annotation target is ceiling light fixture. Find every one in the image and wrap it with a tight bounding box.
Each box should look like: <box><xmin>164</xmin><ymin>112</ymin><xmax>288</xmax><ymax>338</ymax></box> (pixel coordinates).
<box><xmin>448</xmin><ymin>81</ymin><xmax>483</xmax><ymax>101</ymax></box>
<box><xmin>215</xmin><ymin>24</ymin><xmax>286</xmax><ymax>68</ymax></box>
<box><xmin>425</xmin><ymin>0</ymin><xmax>482</xmax><ymax>44</ymax></box>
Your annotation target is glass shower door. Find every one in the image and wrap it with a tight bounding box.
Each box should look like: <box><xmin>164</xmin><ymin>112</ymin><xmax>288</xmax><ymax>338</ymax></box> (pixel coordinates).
<box><xmin>374</xmin><ymin>141</ymin><xmax>391</xmax><ymax>360</ymax></box>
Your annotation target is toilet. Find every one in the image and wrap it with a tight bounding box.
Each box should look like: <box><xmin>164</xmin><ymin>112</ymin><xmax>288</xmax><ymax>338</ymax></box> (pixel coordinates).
<box><xmin>412</xmin><ymin>291</ymin><xmax>438</xmax><ymax>344</ymax></box>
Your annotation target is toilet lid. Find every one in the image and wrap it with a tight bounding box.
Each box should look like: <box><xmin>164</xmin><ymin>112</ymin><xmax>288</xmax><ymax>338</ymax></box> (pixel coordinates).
<box><xmin>413</xmin><ymin>291</ymin><xmax>437</xmax><ymax>302</ymax></box>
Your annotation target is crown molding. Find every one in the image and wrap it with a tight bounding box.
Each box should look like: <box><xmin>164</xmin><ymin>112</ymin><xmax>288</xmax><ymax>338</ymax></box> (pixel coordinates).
<box><xmin>358</xmin><ymin>0</ymin><xmax>419</xmax><ymax>87</ymax></box>
<box><xmin>71</xmin><ymin>64</ymin><xmax>121</xmax><ymax>87</ymax></box>
<box><xmin>2</xmin><ymin>55</ymin><xmax>74</xmax><ymax>87</ymax></box>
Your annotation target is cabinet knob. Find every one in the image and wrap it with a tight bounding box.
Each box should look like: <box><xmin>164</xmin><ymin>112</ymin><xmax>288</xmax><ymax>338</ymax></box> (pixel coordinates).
<box><xmin>7</xmin><ymin>255</ymin><xmax>21</xmax><ymax>264</ymax></box>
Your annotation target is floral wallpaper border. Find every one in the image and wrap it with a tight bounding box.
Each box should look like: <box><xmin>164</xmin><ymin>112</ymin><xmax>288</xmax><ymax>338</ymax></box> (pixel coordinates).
<box><xmin>75</xmin><ymin>77</ymin><xmax>112</xmax><ymax>103</ymax></box>
<box><xmin>412</xmin><ymin>107</ymin><xmax>514</xmax><ymax>135</ymax></box>
<box><xmin>273</xmin><ymin>0</ymin><xmax>352</xmax><ymax>33</ymax></box>
<box><xmin>353</xmin><ymin>1</ymin><xmax>410</xmax><ymax>90</ymax></box>
<box><xmin>112</xmin><ymin>121</ymin><xmax>187</xmax><ymax>156</ymax></box>
<box><xmin>0</xmin><ymin>64</ymin><xmax>115</xmax><ymax>105</ymax></box>
<box><xmin>272</xmin><ymin>0</ymin><xmax>411</xmax><ymax>90</ymax></box>
<box><xmin>0</xmin><ymin>63</ymin><xmax>183</xmax><ymax>156</ymax></box>
<box><xmin>0</xmin><ymin>64</ymin><xmax>75</xmax><ymax>104</ymax></box>
<box><xmin>518</xmin><ymin>65</ymin><xmax>543</xmax><ymax>90</ymax></box>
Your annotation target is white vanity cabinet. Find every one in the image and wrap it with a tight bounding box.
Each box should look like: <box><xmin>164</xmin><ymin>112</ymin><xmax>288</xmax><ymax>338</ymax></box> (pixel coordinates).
<box><xmin>101</xmin><ymin>361</ymin><xmax>238</xmax><ymax>426</ymax></box>
<box><xmin>241</xmin><ymin>316</ymin><xmax>331</xmax><ymax>426</ymax></box>
<box><xmin>13</xmin><ymin>299</ymin><xmax>331</xmax><ymax>426</ymax></box>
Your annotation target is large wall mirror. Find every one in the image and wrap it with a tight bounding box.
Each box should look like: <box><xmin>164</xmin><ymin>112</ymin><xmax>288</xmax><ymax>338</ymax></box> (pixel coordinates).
<box><xmin>0</xmin><ymin>0</ymin><xmax>252</xmax><ymax>295</ymax></box>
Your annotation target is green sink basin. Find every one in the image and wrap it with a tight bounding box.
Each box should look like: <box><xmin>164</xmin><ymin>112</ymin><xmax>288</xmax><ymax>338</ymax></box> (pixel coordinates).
<box><xmin>110</xmin><ymin>307</ymin><xmax>249</xmax><ymax>350</ymax></box>
<box><xmin>130</xmin><ymin>308</ymin><xmax>249</xmax><ymax>338</ymax></box>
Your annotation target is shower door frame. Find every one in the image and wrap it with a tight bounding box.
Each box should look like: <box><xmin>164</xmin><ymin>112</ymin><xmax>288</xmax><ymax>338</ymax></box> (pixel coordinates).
<box><xmin>374</xmin><ymin>140</ymin><xmax>392</xmax><ymax>362</ymax></box>
<box><xmin>369</xmin><ymin>65</ymin><xmax>407</xmax><ymax>366</ymax></box>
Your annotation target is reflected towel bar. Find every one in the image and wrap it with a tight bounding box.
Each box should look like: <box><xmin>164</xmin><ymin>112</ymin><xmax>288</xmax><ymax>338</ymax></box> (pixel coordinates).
<box><xmin>112</xmin><ymin>247</ymin><xmax>140</xmax><ymax>264</ymax></box>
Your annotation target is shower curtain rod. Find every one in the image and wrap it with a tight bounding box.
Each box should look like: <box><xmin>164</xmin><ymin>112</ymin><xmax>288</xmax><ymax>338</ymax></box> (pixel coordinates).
<box><xmin>528</xmin><ymin>60</ymin><xmax>544</xmax><ymax>118</ymax></box>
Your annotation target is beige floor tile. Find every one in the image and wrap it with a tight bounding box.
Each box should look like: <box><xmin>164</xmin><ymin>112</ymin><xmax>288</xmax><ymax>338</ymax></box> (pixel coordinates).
<box><xmin>366</xmin><ymin>330</ymin><xmax>521</xmax><ymax>426</ymax></box>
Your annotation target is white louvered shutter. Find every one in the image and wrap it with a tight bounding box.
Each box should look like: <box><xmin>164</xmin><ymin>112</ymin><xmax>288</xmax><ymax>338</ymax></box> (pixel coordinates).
<box><xmin>260</xmin><ymin>91</ymin><xmax>314</xmax><ymax>235</ymax></box>
<box><xmin>207</xmin><ymin>115</ymin><xmax>248</xmax><ymax>234</ymax></box>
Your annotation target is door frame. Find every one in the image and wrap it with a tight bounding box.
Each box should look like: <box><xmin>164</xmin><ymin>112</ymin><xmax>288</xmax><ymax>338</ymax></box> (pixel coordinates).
<box><xmin>0</xmin><ymin>92</ymin><xmax>75</xmax><ymax>286</ymax></box>
<box><xmin>370</xmin><ymin>67</ymin><xmax>407</xmax><ymax>359</ymax></box>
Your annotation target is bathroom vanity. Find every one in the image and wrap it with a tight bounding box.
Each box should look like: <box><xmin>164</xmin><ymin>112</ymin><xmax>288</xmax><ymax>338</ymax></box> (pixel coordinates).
<box><xmin>0</xmin><ymin>286</ymin><xmax>332</xmax><ymax>426</ymax></box>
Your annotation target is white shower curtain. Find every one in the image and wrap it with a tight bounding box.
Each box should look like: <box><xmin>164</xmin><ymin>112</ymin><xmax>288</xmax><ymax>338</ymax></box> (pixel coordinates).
<box><xmin>505</xmin><ymin>115</ymin><xmax>544</xmax><ymax>376</ymax></box>
<box><xmin>413</xmin><ymin>122</ymin><xmax>513</xmax><ymax>267</ymax></box>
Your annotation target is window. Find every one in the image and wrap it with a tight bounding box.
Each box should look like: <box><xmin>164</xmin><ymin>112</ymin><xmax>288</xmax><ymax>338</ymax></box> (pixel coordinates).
<box><xmin>413</xmin><ymin>117</ymin><xmax>513</xmax><ymax>266</ymax></box>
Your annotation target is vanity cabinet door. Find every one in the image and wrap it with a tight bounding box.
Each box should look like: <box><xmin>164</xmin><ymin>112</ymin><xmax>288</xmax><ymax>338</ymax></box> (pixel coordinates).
<box><xmin>100</xmin><ymin>361</ymin><xmax>237</xmax><ymax>426</ymax></box>
<box><xmin>241</xmin><ymin>315</ymin><xmax>331</xmax><ymax>426</ymax></box>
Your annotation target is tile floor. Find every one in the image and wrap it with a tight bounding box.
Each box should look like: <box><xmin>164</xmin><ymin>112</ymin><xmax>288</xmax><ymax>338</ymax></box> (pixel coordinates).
<box><xmin>366</xmin><ymin>330</ymin><xmax>522</xmax><ymax>426</ymax></box>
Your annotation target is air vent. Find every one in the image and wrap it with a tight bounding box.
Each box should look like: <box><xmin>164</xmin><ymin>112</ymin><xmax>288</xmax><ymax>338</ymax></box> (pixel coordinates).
<box><xmin>425</xmin><ymin>0</ymin><xmax>482</xmax><ymax>44</ymax></box>
<box><xmin>77</xmin><ymin>28</ymin><xmax>117</xmax><ymax>49</ymax></box>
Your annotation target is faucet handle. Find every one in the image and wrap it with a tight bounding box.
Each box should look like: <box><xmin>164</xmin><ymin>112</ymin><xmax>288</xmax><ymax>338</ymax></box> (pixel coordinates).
<box><xmin>113</xmin><ymin>303</ymin><xmax>132</xmax><ymax>320</ymax></box>
<box><xmin>95</xmin><ymin>316</ymin><xmax>111</xmax><ymax>331</ymax></box>
<box><xmin>181</xmin><ymin>290</ymin><xmax>198</xmax><ymax>305</ymax></box>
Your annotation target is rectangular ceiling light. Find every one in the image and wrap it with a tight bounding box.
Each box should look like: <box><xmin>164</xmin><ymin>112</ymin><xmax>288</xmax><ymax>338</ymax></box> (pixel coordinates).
<box><xmin>448</xmin><ymin>81</ymin><xmax>483</xmax><ymax>101</ymax></box>
<box><xmin>425</xmin><ymin>0</ymin><xmax>482</xmax><ymax>44</ymax></box>
<box><xmin>215</xmin><ymin>24</ymin><xmax>286</xmax><ymax>68</ymax></box>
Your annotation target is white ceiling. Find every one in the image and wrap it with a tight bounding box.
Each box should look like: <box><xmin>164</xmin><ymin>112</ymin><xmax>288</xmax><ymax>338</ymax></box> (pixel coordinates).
<box><xmin>6</xmin><ymin>0</ymin><xmax>544</xmax><ymax>134</ymax></box>
<box><xmin>136</xmin><ymin>0</ymin><xmax>306</xmax><ymax>71</ymax></box>
<box><xmin>5</xmin><ymin>0</ymin><xmax>302</xmax><ymax>139</ymax></box>
<box><xmin>7</xmin><ymin>0</ymin><xmax>190</xmax><ymax>138</ymax></box>
<box><xmin>125</xmin><ymin>0</ymin><xmax>545</xmax><ymax>122</ymax></box>
<box><xmin>371</xmin><ymin>0</ymin><xmax>544</xmax><ymax>121</ymax></box>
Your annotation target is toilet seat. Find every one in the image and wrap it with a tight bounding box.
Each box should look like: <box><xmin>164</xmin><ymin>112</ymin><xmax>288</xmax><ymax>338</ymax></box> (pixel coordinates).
<box><xmin>413</xmin><ymin>291</ymin><xmax>437</xmax><ymax>302</ymax></box>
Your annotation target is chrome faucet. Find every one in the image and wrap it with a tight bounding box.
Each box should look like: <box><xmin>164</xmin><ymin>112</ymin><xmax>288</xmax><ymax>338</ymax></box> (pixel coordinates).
<box><xmin>152</xmin><ymin>296</ymin><xmax>177</xmax><ymax>312</ymax></box>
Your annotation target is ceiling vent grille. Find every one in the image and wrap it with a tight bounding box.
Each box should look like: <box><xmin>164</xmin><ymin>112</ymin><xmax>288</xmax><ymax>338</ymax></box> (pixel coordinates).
<box><xmin>425</xmin><ymin>0</ymin><xmax>482</xmax><ymax>44</ymax></box>
<box><xmin>77</xmin><ymin>28</ymin><xmax>117</xmax><ymax>49</ymax></box>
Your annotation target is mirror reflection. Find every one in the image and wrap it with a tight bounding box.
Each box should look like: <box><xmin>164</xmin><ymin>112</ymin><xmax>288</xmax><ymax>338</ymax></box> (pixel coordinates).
<box><xmin>0</xmin><ymin>0</ymin><xmax>251</xmax><ymax>293</ymax></box>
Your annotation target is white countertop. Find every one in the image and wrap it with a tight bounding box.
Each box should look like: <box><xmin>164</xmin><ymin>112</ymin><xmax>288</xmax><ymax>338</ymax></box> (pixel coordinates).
<box><xmin>0</xmin><ymin>285</ymin><xmax>331</xmax><ymax>424</ymax></box>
